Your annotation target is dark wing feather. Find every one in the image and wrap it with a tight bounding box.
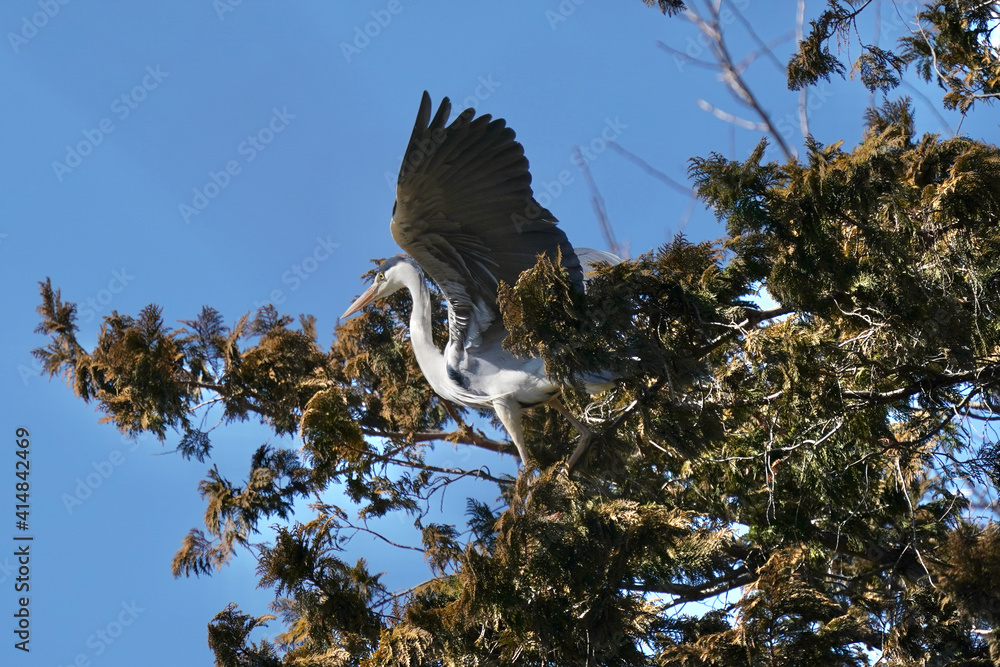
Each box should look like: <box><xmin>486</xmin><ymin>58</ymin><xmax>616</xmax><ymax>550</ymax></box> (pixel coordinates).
<box><xmin>391</xmin><ymin>92</ymin><xmax>583</xmax><ymax>350</ymax></box>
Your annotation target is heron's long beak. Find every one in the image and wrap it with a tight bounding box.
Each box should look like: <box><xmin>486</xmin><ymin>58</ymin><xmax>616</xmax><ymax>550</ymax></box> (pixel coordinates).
<box><xmin>341</xmin><ymin>283</ymin><xmax>379</xmax><ymax>319</ymax></box>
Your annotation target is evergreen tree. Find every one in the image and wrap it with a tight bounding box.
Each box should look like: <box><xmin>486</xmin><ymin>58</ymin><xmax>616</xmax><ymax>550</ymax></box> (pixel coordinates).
<box><xmin>34</xmin><ymin>2</ymin><xmax>1000</xmax><ymax>664</ymax></box>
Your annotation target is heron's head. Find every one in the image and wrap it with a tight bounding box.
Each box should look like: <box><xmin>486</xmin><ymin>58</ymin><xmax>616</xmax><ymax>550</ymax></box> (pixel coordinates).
<box><xmin>340</xmin><ymin>255</ymin><xmax>417</xmax><ymax>319</ymax></box>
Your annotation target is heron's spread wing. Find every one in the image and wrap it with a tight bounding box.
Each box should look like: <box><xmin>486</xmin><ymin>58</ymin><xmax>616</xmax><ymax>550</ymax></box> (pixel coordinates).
<box><xmin>391</xmin><ymin>92</ymin><xmax>583</xmax><ymax>350</ymax></box>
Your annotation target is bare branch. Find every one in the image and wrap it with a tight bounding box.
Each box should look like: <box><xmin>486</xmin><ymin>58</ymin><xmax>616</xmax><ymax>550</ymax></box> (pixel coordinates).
<box><xmin>608</xmin><ymin>141</ymin><xmax>694</xmax><ymax>197</ymax></box>
<box><xmin>441</xmin><ymin>401</ymin><xmax>519</xmax><ymax>457</ymax></box>
<box><xmin>682</xmin><ymin>3</ymin><xmax>796</xmax><ymax>160</ymax></box>
<box><xmin>630</xmin><ymin>566</ymin><xmax>755</xmax><ymax>607</ymax></box>
<box><xmin>574</xmin><ymin>146</ymin><xmax>627</xmax><ymax>259</ymax></box>
<box><xmin>655</xmin><ymin>40</ymin><xmax>721</xmax><ymax>70</ymax></box>
<box><xmin>696</xmin><ymin>98</ymin><xmax>769</xmax><ymax>131</ymax></box>
<box><xmin>347</xmin><ymin>518</ymin><xmax>425</xmax><ymax>553</ymax></box>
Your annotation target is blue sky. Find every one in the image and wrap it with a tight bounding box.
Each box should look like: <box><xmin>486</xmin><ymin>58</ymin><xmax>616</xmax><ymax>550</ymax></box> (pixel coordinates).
<box><xmin>1</xmin><ymin>1</ymin><xmax>995</xmax><ymax>664</ymax></box>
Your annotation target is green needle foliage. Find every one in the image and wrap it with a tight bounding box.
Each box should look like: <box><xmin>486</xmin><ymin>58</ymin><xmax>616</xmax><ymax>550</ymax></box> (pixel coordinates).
<box><xmin>788</xmin><ymin>0</ymin><xmax>1000</xmax><ymax>112</ymax></box>
<box><xmin>33</xmin><ymin>2</ymin><xmax>1000</xmax><ymax>664</ymax></box>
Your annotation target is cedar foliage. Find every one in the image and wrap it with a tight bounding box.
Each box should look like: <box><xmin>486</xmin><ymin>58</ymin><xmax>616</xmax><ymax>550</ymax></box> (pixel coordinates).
<box><xmin>33</xmin><ymin>2</ymin><xmax>1000</xmax><ymax>664</ymax></box>
<box><xmin>788</xmin><ymin>0</ymin><xmax>1000</xmax><ymax>111</ymax></box>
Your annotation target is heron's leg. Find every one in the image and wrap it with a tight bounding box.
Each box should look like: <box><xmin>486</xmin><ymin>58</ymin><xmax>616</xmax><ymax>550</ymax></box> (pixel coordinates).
<box><xmin>547</xmin><ymin>397</ymin><xmax>593</xmax><ymax>471</ymax></box>
<box><xmin>493</xmin><ymin>397</ymin><xmax>531</xmax><ymax>466</ymax></box>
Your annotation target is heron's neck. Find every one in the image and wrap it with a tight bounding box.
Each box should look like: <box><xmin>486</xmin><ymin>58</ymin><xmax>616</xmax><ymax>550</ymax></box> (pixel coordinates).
<box><xmin>402</xmin><ymin>267</ymin><xmax>449</xmax><ymax>393</ymax></box>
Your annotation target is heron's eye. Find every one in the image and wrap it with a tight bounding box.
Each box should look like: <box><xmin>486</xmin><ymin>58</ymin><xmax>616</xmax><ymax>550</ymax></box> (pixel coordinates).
<box><xmin>377</xmin><ymin>272</ymin><xmax>386</xmax><ymax>281</ymax></box>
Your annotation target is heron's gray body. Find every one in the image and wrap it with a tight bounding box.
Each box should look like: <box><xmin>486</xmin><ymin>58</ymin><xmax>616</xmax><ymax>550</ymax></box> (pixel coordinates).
<box><xmin>342</xmin><ymin>93</ymin><xmax>620</xmax><ymax>467</ymax></box>
<box><xmin>403</xmin><ymin>255</ymin><xmax>614</xmax><ymax>408</ymax></box>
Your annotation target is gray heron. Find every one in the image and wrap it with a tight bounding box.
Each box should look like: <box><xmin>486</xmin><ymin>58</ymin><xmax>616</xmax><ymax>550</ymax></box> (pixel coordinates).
<box><xmin>342</xmin><ymin>92</ymin><xmax>619</xmax><ymax>469</ymax></box>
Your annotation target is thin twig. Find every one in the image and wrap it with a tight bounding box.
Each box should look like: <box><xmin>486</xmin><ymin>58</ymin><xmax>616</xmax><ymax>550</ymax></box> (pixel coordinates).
<box><xmin>361</xmin><ymin>427</ymin><xmax>509</xmax><ymax>453</ymax></box>
<box><xmin>574</xmin><ymin>146</ymin><xmax>627</xmax><ymax>258</ymax></box>
<box><xmin>682</xmin><ymin>3</ymin><xmax>796</xmax><ymax>160</ymax></box>
<box><xmin>900</xmin><ymin>80</ymin><xmax>954</xmax><ymax>135</ymax></box>
<box><xmin>655</xmin><ymin>40</ymin><xmax>720</xmax><ymax>70</ymax></box>
<box><xmin>727</xmin><ymin>0</ymin><xmax>789</xmax><ymax>73</ymax></box>
<box><xmin>347</xmin><ymin>519</ymin><xmax>425</xmax><ymax>553</ymax></box>
<box><xmin>607</xmin><ymin>141</ymin><xmax>694</xmax><ymax>197</ymax></box>
<box><xmin>734</xmin><ymin>32</ymin><xmax>796</xmax><ymax>77</ymax></box>
<box><xmin>697</xmin><ymin>98</ymin><xmax>769</xmax><ymax>131</ymax></box>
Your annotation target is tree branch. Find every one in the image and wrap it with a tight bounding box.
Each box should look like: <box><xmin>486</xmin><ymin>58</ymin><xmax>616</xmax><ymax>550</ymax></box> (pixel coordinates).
<box><xmin>630</xmin><ymin>566</ymin><xmax>755</xmax><ymax>607</ymax></box>
<box><xmin>574</xmin><ymin>146</ymin><xmax>627</xmax><ymax>259</ymax></box>
<box><xmin>683</xmin><ymin>3</ymin><xmax>796</xmax><ymax>160</ymax></box>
